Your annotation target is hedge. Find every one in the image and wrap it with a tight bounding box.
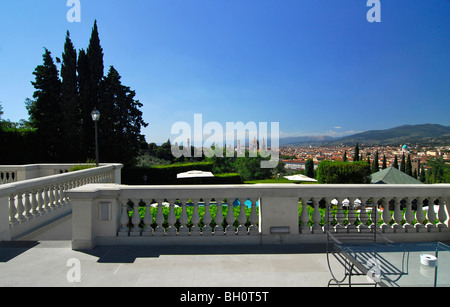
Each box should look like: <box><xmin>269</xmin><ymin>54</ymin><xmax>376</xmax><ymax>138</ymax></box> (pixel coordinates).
<box><xmin>122</xmin><ymin>163</ymin><xmax>244</xmax><ymax>185</ymax></box>
<box><xmin>316</xmin><ymin>160</ymin><xmax>371</xmax><ymax>184</ymax></box>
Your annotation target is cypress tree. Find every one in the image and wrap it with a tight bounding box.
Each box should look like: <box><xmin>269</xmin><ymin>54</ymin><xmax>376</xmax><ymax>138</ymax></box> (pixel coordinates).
<box><xmin>305</xmin><ymin>158</ymin><xmax>314</xmax><ymax>178</ymax></box>
<box><xmin>400</xmin><ymin>153</ymin><xmax>406</xmax><ymax>173</ymax></box>
<box><xmin>393</xmin><ymin>155</ymin><xmax>399</xmax><ymax>169</ymax></box>
<box><xmin>382</xmin><ymin>154</ymin><xmax>387</xmax><ymax>169</ymax></box>
<box><xmin>79</xmin><ymin>20</ymin><xmax>105</xmax><ymax>160</ymax></box>
<box><xmin>28</xmin><ymin>48</ymin><xmax>63</xmax><ymax>161</ymax></box>
<box><xmin>406</xmin><ymin>154</ymin><xmax>412</xmax><ymax>176</ymax></box>
<box><xmin>353</xmin><ymin>143</ymin><xmax>360</xmax><ymax>162</ymax></box>
<box><xmin>343</xmin><ymin>150</ymin><xmax>347</xmax><ymax>162</ymax></box>
<box><xmin>60</xmin><ymin>31</ymin><xmax>80</xmax><ymax>161</ymax></box>
<box><xmin>419</xmin><ymin>165</ymin><xmax>426</xmax><ymax>182</ymax></box>
<box><xmin>371</xmin><ymin>150</ymin><xmax>379</xmax><ymax>173</ymax></box>
<box><xmin>98</xmin><ymin>66</ymin><xmax>148</xmax><ymax>165</ymax></box>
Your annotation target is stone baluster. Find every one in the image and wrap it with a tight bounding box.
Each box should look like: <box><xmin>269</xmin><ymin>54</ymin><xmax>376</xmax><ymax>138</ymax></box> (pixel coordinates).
<box><xmin>36</xmin><ymin>188</ymin><xmax>45</xmax><ymax>215</ymax></box>
<box><xmin>9</xmin><ymin>194</ymin><xmax>18</xmax><ymax>226</ymax></box>
<box><xmin>214</xmin><ymin>199</ymin><xmax>224</xmax><ymax>236</ymax></box>
<box><xmin>370</xmin><ymin>198</ymin><xmax>380</xmax><ymax>231</ymax></box>
<box><xmin>30</xmin><ymin>190</ymin><xmax>40</xmax><ymax>217</ymax></box>
<box><xmin>23</xmin><ymin>191</ymin><xmax>33</xmax><ymax>220</ymax></box>
<box><xmin>300</xmin><ymin>198</ymin><xmax>311</xmax><ymax>233</ymax></box>
<box><xmin>311</xmin><ymin>198</ymin><xmax>322</xmax><ymax>233</ymax></box>
<box><xmin>403</xmin><ymin>197</ymin><xmax>415</xmax><ymax>232</ymax></box>
<box><xmin>118</xmin><ymin>201</ymin><xmax>130</xmax><ymax>236</ymax></box>
<box><xmin>415</xmin><ymin>198</ymin><xmax>426</xmax><ymax>232</ymax></box>
<box><xmin>437</xmin><ymin>198</ymin><xmax>448</xmax><ymax>231</ymax></box>
<box><xmin>43</xmin><ymin>187</ymin><xmax>51</xmax><ymax>212</ymax></box>
<box><xmin>358</xmin><ymin>197</ymin><xmax>369</xmax><ymax>232</ymax></box>
<box><xmin>54</xmin><ymin>184</ymin><xmax>62</xmax><ymax>208</ymax></box>
<box><xmin>16</xmin><ymin>192</ymin><xmax>25</xmax><ymax>223</ymax></box>
<box><xmin>178</xmin><ymin>199</ymin><xmax>189</xmax><ymax>236</ymax></box>
<box><xmin>190</xmin><ymin>199</ymin><xmax>201</xmax><ymax>235</ymax></box>
<box><xmin>154</xmin><ymin>200</ymin><xmax>165</xmax><ymax>236</ymax></box>
<box><xmin>130</xmin><ymin>200</ymin><xmax>142</xmax><ymax>236</ymax></box>
<box><xmin>225</xmin><ymin>199</ymin><xmax>235</xmax><ymax>235</ymax></box>
<box><xmin>142</xmin><ymin>201</ymin><xmax>154</xmax><ymax>236</ymax></box>
<box><xmin>61</xmin><ymin>183</ymin><xmax>68</xmax><ymax>206</ymax></box>
<box><xmin>392</xmin><ymin>198</ymin><xmax>404</xmax><ymax>233</ymax></box>
<box><xmin>323</xmin><ymin>198</ymin><xmax>331</xmax><ymax>231</ymax></box>
<box><xmin>165</xmin><ymin>199</ymin><xmax>177</xmax><ymax>236</ymax></box>
<box><xmin>237</xmin><ymin>198</ymin><xmax>248</xmax><ymax>235</ymax></box>
<box><xmin>49</xmin><ymin>186</ymin><xmax>57</xmax><ymax>210</ymax></box>
<box><xmin>380</xmin><ymin>198</ymin><xmax>393</xmax><ymax>233</ymax></box>
<box><xmin>426</xmin><ymin>199</ymin><xmax>438</xmax><ymax>232</ymax></box>
<box><xmin>202</xmin><ymin>199</ymin><xmax>213</xmax><ymax>235</ymax></box>
<box><xmin>248</xmin><ymin>198</ymin><xmax>259</xmax><ymax>235</ymax></box>
<box><xmin>445</xmin><ymin>197</ymin><xmax>450</xmax><ymax>228</ymax></box>
<box><xmin>346</xmin><ymin>198</ymin><xmax>357</xmax><ymax>233</ymax></box>
<box><xmin>335</xmin><ymin>198</ymin><xmax>346</xmax><ymax>233</ymax></box>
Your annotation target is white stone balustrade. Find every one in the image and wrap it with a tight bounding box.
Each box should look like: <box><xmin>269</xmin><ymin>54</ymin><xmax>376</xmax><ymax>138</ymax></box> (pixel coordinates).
<box><xmin>0</xmin><ymin>164</ymin><xmax>123</xmax><ymax>240</ymax></box>
<box><xmin>66</xmin><ymin>183</ymin><xmax>450</xmax><ymax>250</ymax></box>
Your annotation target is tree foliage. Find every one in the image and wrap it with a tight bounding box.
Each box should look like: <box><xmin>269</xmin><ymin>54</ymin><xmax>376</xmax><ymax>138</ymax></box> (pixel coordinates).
<box><xmin>27</xmin><ymin>48</ymin><xmax>63</xmax><ymax>162</ymax></box>
<box><xmin>317</xmin><ymin>160</ymin><xmax>371</xmax><ymax>184</ymax></box>
<box><xmin>24</xmin><ymin>21</ymin><xmax>147</xmax><ymax>165</ymax></box>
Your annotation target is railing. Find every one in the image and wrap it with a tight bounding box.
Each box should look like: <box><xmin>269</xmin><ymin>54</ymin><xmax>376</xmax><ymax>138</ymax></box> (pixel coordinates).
<box><xmin>66</xmin><ymin>183</ymin><xmax>450</xmax><ymax>249</ymax></box>
<box><xmin>0</xmin><ymin>167</ymin><xmax>17</xmax><ymax>184</ymax></box>
<box><xmin>0</xmin><ymin>163</ymin><xmax>107</xmax><ymax>184</ymax></box>
<box><xmin>0</xmin><ymin>163</ymin><xmax>123</xmax><ymax>240</ymax></box>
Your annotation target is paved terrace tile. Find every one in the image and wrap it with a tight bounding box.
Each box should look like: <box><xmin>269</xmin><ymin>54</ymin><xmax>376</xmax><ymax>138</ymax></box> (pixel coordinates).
<box><xmin>0</xmin><ymin>241</ymin><xmax>338</xmax><ymax>287</ymax></box>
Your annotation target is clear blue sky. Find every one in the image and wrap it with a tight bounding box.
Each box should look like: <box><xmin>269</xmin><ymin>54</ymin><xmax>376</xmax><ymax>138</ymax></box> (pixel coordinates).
<box><xmin>1</xmin><ymin>0</ymin><xmax>449</xmax><ymax>144</ymax></box>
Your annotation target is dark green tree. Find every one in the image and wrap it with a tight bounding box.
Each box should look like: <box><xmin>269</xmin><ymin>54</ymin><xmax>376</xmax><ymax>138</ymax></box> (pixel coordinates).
<box><xmin>305</xmin><ymin>158</ymin><xmax>314</xmax><ymax>178</ymax></box>
<box><xmin>382</xmin><ymin>154</ymin><xmax>387</xmax><ymax>169</ymax></box>
<box><xmin>60</xmin><ymin>31</ymin><xmax>80</xmax><ymax>161</ymax></box>
<box><xmin>27</xmin><ymin>48</ymin><xmax>63</xmax><ymax>161</ymax></box>
<box><xmin>419</xmin><ymin>165</ymin><xmax>426</xmax><ymax>182</ymax></box>
<box><xmin>0</xmin><ymin>101</ymin><xmax>3</xmax><ymax>120</ymax></box>
<box><xmin>371</xmin><ymin>150</ymin><xmax>379</xmax><ymax>173</ymax></box>
<box><xmin>79</xmin><ymin>20</ymin><xmax>105</xmax><ymax>160</ymax></box>
<box><xmin>405</xmin><ymin>154</ymin><xmax>412</xmax><ymax>176</ymax></box>
<box><xmin>393</xmin><ymin>155</ymin><xmax>399</xmax><ymax>169</ymax></box>
<box><xmin>97</xmin><ymin>66</ymin><xmax>148</xmax><ymax>165</ymax></box>
<box><xmin>342</xmin><ymin>150</ymin><xmax>347</xmax><ymax>162</ymax></box>
<box><xmin>400</xmin><ymin>153</ymin><xmax>406</xmax><ymax>173</ymax></box>
<box><xmin>353</xmin><ymin>143</ymin><xmax>360</xmax><ymax>162</ymax></box>
<box><xmin>235</xmin><ymin>153</ymin><xmax>271</xmax><ymax>181</ymax></box>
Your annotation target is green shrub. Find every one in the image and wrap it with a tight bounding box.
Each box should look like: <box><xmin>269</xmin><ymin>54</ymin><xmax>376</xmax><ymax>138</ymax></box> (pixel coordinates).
<box><xmin>316</xmin><ymin>160</ymin><xmax>371</xmax><ymax>184</ymax></box>
<box><xmin>122</xmin><ymin>162</ymin><xmax>214</xmax><ymax>185</ymax></box>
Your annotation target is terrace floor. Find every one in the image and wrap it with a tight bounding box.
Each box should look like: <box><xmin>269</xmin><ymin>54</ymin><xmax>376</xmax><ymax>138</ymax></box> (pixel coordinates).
<box><xmin>0</xmin><ymin>241</ymin><xmax>343</xmax><ymax>287</ymax></box>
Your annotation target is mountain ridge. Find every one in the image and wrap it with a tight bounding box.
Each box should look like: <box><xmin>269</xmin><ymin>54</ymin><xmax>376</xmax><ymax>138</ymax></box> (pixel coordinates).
<box><xmin>279</xmin><ymin>124</ymin><xmax>450</xmax><ymax>146</ymax></box>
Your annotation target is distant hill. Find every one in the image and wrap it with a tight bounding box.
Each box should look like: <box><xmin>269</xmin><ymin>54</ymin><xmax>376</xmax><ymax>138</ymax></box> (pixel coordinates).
<box><xmin>279</xmin><ymin>135</ymin><xmax>334</xmax><ymax>146</ymax></box>
<box><xmin>333</xmin><ymin>124</ymin><xmax>450</xmax><ymax>146</ymax></box>
<box><xmin>279</xmin><ymin>124</ymin><xmax>450</xmax><ymax>147</ymax></box>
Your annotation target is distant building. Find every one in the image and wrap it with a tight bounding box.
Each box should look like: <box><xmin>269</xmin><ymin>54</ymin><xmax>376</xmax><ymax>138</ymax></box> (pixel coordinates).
<box><xmin>401</xmin><ymin>144</ymin><xmax>409</xmax><ymax>153</ymax></box>
<box><xmin>282</xmin><ymin>159</ymin><xmax>318</xmax><ymax>170</ymax></box>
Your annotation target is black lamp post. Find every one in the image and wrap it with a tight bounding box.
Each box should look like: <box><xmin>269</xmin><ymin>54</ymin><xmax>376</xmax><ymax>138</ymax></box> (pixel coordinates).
<box><xmin>91</xmin><ymin>108</ymin><xmax>100</xmax><ymax>166</ymax></box>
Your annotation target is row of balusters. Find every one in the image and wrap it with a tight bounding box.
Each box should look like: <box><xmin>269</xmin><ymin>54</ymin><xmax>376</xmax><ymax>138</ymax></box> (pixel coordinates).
<box><xmin>118</xmin><ymin>196</ymin><xmax>449</xmax><ymax>237</ymax></box>
<box><xmin>300</xmin><ymin>197</ymin><xmax>449</xmax><ymax>233</ymax></box>
<box><xmin>0</xmin><ymin>171</ymin><xmax>16</xmax><ymax>184</ymax></box>
<box><xmin>9</xmin><ymin>172</ymin><xmax>113</xmax><ymax>226</ymax></box>
<box><xmin>118</xmin><ymin>198</ymin><xmax>260</xmax><ymax>236</ymax></box>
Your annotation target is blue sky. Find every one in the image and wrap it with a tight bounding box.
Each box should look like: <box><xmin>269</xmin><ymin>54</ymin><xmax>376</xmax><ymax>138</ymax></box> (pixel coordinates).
<box><xmin>1</xmin><ymin>0</ymin><xmax>449</xmax><ymax>144</ymax></box>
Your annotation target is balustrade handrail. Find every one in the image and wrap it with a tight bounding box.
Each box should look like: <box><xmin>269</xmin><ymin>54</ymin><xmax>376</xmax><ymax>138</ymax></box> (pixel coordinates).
<box><xmin>69</xmin><ymin>183</ymin><xmax>450</xmax><ymax>200</ymax></box>
<box><xmin>0</xmin><ymin>163</ymin><xmax>123</xmax><ymax>197</ymax></box>
<box><xmin>66</xmin><ymin>183</ymin><xmax>450</xmax><ymax>250</ymax></box>
<box><xmin>0</xmin><ymin>163</ymin><xmax>123</xmax><ymax>241</ymax></box>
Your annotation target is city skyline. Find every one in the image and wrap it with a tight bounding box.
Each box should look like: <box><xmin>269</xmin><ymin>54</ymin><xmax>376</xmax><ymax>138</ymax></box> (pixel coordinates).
<box><xmin>1</xmin><ymin>1</ymin><xmax>450</xmax><ymax>144</ymax></box>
